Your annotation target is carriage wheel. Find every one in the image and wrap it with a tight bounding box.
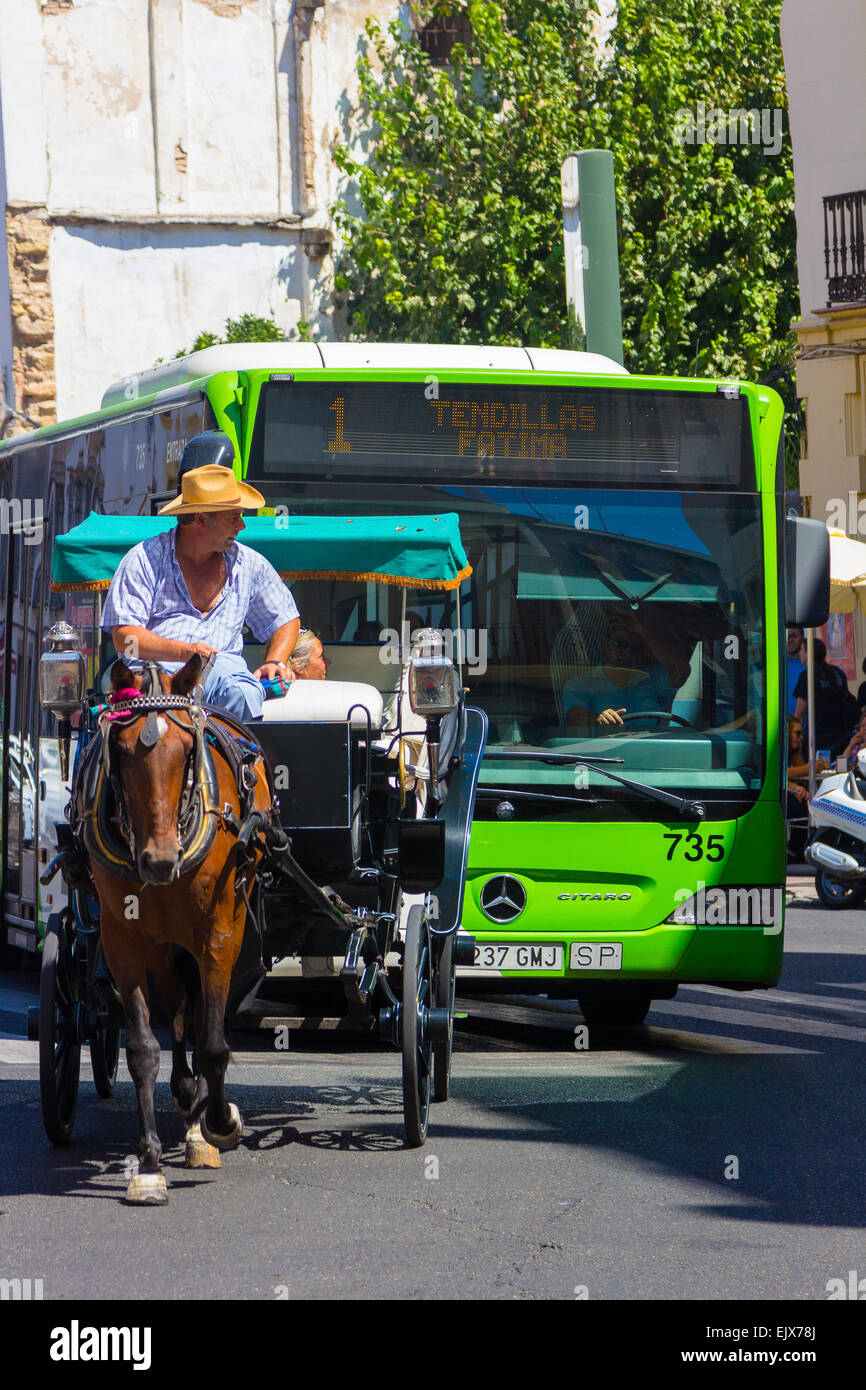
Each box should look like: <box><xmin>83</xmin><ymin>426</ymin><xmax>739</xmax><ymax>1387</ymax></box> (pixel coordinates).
<box><xmin>401</xmin><ymin>905</ymin><xmax>433</xmax><ymax>1147</ymax></box>
<box><xmin>432</xmin><ymin>932</ymin><xmax>455</xmax><ymax>1103</ymax></box>
<box><xmin>39</xmin><ymin>910</ymin><xmax>82</xmax><ymax>1144</ymax></box>
<box><xmin>90</xmin><ymin>1021</ymin><xmax>120</xmax><ymax>1098</ymax></box>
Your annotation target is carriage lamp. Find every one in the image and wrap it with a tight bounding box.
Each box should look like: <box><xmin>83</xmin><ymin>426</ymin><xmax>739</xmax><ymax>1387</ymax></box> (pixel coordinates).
<box><xmin>408</xmin><ymin>629</ymin><xmax>459</xmax><ymax>718</ymax></box>
<box><xmin>40</xmin><ymin>622</ymin><xmax>86</xmax><ymax>715</ymax></box>
<box><xmin>408</xmin><ymin>630</ymin><xmax>460</xmax><ymax>809</ymax></box>
<box><xmin>40</xmin><ymin>622</ymin><xmax>85</xmax><ymax>780</ymax></box>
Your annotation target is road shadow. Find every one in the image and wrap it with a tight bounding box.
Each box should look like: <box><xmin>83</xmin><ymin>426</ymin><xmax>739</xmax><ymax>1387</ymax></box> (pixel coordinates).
<box><xmin>444</xmin><ymin>946</ymin><xmax>866</xmax><ymax>1230</ymax></box>
<box><xmin>2</xmin><ymin>946</ymin><xmax>864</xmax><ymax>1226</ymax></box>
<box><xmin>0</xmin><ymin>1072</ymin><xmax>407</xmax><ymax>1203</ymax></box>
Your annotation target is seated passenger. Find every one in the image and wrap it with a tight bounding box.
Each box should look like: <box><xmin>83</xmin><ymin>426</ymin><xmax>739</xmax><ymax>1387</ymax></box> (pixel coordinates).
<box><xmin>290</xmin><ymin>629</ymin><xmax>330</xmax><ymax>681</ymax></box>
<box><xmin>564</xmin><ymin>614</ymin><xmax>679</xmax><ymax>730</ymax></box>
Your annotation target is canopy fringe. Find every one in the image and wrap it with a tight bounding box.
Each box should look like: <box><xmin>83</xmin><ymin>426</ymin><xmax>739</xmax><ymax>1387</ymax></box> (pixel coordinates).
<box><xmin>277</xmin><ymin>564</ymin><xmax>472</xmax><ymax>591</ymax></box>
<box><xmin>52</xmin><ymin>564</ymin><xmax>473</xmax><ymax>594</ymax></box>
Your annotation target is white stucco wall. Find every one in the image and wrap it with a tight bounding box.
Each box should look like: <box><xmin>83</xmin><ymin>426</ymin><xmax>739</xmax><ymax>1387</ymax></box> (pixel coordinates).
<box><xmin>40</xmin><ymin>0</ymin><xmax>155</xmax><ymax>216</ymax></box>
<box><xmin>0</xmin><ymin>0</ymin><xmax>49</xmax><ymax>207</ymax></box>
<box><xmin>49</xmin><ymin>223</ymin><xmax>311</xmax><ymax>419</ymax></box>
<box><xmin>0</xmin><ymin>0</ymin><xmax>410</xmax><ymax>420</ymax></box>
<box><xmin>781</xmin><ymin>0</ymin><xmax>866</xmax><ymax>323</ymax></box>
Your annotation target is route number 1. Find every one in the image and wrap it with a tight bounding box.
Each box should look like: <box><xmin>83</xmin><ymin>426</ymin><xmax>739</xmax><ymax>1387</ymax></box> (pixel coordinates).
<box><xmin>328</xmin><ymin>396</ymin><xmax>351</xmax><ymax>452</ymax></box>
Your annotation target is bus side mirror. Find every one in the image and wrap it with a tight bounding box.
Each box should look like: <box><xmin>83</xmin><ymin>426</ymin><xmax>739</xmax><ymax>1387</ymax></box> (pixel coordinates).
<box><xmin>785</xmin><ymin>517</ymin><xmax>830</xmax><ymax>628</ymax></box>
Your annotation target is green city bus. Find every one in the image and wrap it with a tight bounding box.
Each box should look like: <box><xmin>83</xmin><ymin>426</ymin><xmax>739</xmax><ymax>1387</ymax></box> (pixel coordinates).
<box><xmin>0</xmin><ymin>343</ymin><xmax>827</xmax><ymax>1024</ymax></box>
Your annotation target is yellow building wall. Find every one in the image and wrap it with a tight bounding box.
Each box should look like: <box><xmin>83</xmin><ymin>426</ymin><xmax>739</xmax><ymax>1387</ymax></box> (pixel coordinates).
<box><xmin>794</xmin><ymin>305</ymin><xmax>866</xmax><ymax>688</ymax></box>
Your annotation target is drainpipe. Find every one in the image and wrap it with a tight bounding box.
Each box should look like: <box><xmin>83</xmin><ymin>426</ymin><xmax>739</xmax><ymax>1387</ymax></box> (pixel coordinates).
<box><xmin>561</xmin><ymin>149</ymin><xmax>624</xmax><ymax>365</ymax></box>
<box><xmin>293</xmin><ymin>0</ymin><xmax>327</xmax><ymax>327</ymax></box>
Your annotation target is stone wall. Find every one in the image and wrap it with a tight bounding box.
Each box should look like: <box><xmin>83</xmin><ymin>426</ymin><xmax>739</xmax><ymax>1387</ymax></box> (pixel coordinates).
<box><xmin>4</xmin><ymin>205</ymin><xmax>55</xmax><ymax>434</ymax></box>
<box><xmin>0</xmin><ymin>0</ymin><xmax>404</xmax><ymax>425</ymax></box>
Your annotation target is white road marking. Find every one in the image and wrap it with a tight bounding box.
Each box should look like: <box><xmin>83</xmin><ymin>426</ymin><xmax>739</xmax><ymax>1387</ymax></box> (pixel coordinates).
<box><xmin>0</xmin><ymin>1039</ymin><xmax>38</xmax><ymax>1063</ymax></box>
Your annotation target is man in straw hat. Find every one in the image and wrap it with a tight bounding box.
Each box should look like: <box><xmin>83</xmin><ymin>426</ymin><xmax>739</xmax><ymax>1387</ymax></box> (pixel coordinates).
<box><xmin>102</xmin><ymin>432</ymin><xmax>300</xmax><ymax>721</ymax></box>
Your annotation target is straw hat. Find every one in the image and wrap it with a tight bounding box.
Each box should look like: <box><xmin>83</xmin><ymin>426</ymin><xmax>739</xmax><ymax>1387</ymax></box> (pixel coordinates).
<box><xmin>157</xmin><ymin>464</ymin><xmax>265</xmax><ymax>516</ymax></box>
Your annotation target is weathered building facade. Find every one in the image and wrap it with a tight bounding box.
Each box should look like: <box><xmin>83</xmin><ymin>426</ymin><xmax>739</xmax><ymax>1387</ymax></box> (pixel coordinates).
<box><xmin>0</xmin><ymin>0</ymin><xmax>410</xmax><ymax>431</ymax></box>
<box><xmin>782</xmin><ymin>0</ymin><xmax>866</xmax><ymax>677</ymax></box>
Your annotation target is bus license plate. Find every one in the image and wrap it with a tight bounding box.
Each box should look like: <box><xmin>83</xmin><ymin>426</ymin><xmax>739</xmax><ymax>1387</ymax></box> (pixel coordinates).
<box><xmin>569</xmin><ymin>943</ymin><xmax>623</xmax><ymax>970</ymax></box>
<box><xmin>472</xmin><ymin>943</ymin><xmax>563</xmax><ymax>971</ymax></box>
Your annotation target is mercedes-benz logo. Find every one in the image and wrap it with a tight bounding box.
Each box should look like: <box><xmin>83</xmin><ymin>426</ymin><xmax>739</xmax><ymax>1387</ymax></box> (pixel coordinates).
<box><xmin>479</xmin><ymin>875</ymin><xmax>527</xmax><ymax>923</ymax></box>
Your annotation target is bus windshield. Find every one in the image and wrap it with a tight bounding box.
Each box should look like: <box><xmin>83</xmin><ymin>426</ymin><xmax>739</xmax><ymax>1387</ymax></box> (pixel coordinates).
<box><xmin>246</xmin><ymin>378</ymin><xmax>766</xmax><ymax>817</ymax></box>
<box><xmin>244</xmin><ymin>475</ymin><xmax>766</xmax><ymax>817</ymax></box>
<box><xmin>456</xmin><ymin>487</ymin><xmax>766</xmax><ymax>813</ymax></box>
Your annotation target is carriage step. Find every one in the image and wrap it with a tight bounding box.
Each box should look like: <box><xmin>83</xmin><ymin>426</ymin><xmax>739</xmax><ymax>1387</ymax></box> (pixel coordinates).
<box><xmin>26</xmin><ymin>1006</ymin><xmax>39</xmax><ymax>1041</ymax></box>
<box><xmin>231</xmin><ymin>1000</ymin><xmax>371</xmax><ymax>1032</ymax></box>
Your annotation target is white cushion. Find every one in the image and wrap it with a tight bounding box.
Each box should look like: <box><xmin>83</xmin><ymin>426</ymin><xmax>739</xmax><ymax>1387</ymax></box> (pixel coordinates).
<box><xmin>260</xmin><ymin>679</ymin><xmax>384</xmax><ymax>730</ymax></box>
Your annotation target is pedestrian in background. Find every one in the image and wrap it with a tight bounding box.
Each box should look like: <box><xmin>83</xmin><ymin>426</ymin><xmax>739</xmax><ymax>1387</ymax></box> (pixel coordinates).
<box><xmin>793</xmin><ymin>638</ymin><xmax>859</xmax><ymax>758</ymax></box>
<box><xmin>786</xmin><ymin>626</ymin><xmax>806</xmax><ymax>717</ymax></box>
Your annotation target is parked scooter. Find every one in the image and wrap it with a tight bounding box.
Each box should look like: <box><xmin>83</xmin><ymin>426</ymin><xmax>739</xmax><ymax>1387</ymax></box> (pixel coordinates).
<box><xmin>805</xmin><ymin>750</ymin><xmax>866</xmax><ymax>907</ymax></box>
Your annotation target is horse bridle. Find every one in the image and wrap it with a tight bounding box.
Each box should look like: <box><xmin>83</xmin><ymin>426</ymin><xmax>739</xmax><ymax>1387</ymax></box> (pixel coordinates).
<box><xmin>99</xmin><ymin>664</ymin><xmax>210</xmax><ymax>860</ymax></box>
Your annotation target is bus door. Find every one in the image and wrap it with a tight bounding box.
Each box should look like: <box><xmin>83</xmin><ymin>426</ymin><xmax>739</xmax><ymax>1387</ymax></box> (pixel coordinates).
<box><xmin>2</xmin><ymin>522</ymin><xmax>42</xmax><ymax>952</ymax></box>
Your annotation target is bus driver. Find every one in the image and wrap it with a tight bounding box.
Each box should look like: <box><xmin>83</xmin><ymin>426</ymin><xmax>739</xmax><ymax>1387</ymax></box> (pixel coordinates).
<box><xmin>564</xmin><ymin>611</ymin><xmax>688</xmax><ymax>730</ymax></box>
<box><xmin>102</xmin><ymin>444</ymin><xmax>300</xmax><ymax>722</ymax></box>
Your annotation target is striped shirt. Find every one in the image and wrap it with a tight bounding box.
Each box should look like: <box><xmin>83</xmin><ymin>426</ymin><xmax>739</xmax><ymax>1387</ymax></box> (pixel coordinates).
<box><xmin>101</xmin><ymin>527</ymin><xmax>299</xmax><ymax>659</ymax></box>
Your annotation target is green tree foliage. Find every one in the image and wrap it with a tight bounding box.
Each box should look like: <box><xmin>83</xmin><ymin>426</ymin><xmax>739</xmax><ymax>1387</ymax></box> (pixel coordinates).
<box><xmin>334</xmin><ymin>0</ymin><xmax>590</xmax><ymax>347</ymax></box>
<box><xmin>333</xmin><ymin>0</ymin><xmax>796</xmax><ymax>390</ymax></box>
<box><xmin>588</xmin><ymin>0</ymin><xmax>795</xmax><ymax>382</ymax></box>
<box><xmin>169</xmin><ymin>312</ymin><xmax>290</xmax><ymax>361</ymax></box>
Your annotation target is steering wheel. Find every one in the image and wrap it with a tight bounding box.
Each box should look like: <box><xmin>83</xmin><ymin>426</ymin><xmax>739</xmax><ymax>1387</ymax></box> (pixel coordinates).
<box><xmin>602</xmin><ymin>710</ymin><xmax>697</xmax><ymax>730</ymax></box>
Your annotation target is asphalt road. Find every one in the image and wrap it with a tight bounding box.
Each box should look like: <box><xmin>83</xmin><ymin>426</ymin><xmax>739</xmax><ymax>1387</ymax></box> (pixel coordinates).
<box><xmin>1</xmin><ymin>895</ymin><xmax>864</xmax><ymax>1303</ymax></box>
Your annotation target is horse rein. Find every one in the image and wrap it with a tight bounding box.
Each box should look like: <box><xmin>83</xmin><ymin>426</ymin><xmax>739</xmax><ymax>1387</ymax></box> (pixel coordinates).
<box><xmin>94</xmin><ymin>667</ymin><xmax>278</xmax><ymax>872</ymax></box>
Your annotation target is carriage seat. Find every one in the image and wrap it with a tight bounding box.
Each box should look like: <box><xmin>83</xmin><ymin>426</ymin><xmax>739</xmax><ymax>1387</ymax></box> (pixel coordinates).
<box><xmin>259</xmin><ymin>679</ymin><xmax>385</xmax><ymax>732</ymax></box>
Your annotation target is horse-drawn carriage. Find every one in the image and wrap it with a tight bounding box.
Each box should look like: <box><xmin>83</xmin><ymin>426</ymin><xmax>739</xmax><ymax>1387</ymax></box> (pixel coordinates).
<box><xmin>32</xmin><ymin>511</ymin><xmax>486</xmax><ymax>1200</ymax></box>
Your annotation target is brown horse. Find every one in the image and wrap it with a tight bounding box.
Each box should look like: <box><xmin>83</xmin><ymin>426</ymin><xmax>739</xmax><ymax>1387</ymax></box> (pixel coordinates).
<box><xmin>82</xmin><ymin>654</ymin><xmax>273</xmax><ymax>1204</ymax></box>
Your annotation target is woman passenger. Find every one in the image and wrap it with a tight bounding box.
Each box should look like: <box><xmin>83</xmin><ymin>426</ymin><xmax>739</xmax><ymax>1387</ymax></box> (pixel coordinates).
<box><xmin>290</xmin><ymin>629</ymin><xmax>330</xmax><ymax>681</ymax></box>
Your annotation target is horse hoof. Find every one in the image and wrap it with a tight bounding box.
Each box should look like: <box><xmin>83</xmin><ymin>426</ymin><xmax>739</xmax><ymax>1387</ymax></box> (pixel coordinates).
<box><xmin>172</xmin><ymin>1095</ymin><xmax>191</xmax><ymax>1119</ymax></box>
<box><xmin>184</xmin><ymin>1120</ymin><xmax>221</xmax><ymax>1169</ymax></box>
<box><xmin>201</xmin><ymin>1102</ymin><xmax>243</xmax><ymax>1152</ymax></box>
<box><xmin>185</xmin><ymin>1139</ymin><xmax>222</xmax><ymax>1169</ymax></box>
<box><xmin>125</xmin><ymin>1172</ymin><xmax>168</xmax><ymax>1205</ymax></box>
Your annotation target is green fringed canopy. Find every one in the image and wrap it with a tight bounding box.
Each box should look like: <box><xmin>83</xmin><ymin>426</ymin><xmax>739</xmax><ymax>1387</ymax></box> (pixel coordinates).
<box><xmin>51</xmin><ymin>511</ymin><xmax>472</xmax><ymax>592</ymax></box>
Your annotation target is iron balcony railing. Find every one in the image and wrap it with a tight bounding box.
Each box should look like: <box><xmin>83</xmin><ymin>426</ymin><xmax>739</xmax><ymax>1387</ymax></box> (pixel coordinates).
<box><xmin>824</xmin><ymin>190</ymin><xmax>866</xmax><ymax>305</ymax></box>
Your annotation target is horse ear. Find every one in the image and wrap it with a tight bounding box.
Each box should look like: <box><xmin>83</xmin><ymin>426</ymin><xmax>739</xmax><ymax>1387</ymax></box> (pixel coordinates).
<box><xmin>110</xmin><ymin>659</ymin><xmax>141</xmax><ymax>690</ymax></box>
<box><xmin>171</xmin><ymin>654</ymin><xmax>202</xmax><ymax>697</ymax></box>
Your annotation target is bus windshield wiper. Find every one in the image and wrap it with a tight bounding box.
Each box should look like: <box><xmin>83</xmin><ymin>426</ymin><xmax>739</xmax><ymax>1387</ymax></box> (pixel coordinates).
<box><xmin>477</xmin><ymin>786</ymin><xmax>601</xmax><ymax>808</ymax></box>
<box><xmin>488</xmin><ymin>748</ymin><xmax>706</xmax><ymax>819</ymax></box>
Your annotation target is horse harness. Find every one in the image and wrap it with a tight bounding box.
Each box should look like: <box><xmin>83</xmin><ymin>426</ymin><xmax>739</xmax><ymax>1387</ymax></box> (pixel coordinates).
<box><xmin>69</xmin><ymin>663</ymin><xmax>279</xmax><ymax>886</ymax></box>
<box><xmin>43</xmin><ymin>667</ymin><xmax>357</xmax><ymax>943</ymax></box>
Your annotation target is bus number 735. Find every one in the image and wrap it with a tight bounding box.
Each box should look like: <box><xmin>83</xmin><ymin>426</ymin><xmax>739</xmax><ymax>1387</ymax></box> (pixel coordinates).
<box><xmin>662</xmin><ymin>832</ymin><xmax>725</xmax><ymax>862</ymax></box>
